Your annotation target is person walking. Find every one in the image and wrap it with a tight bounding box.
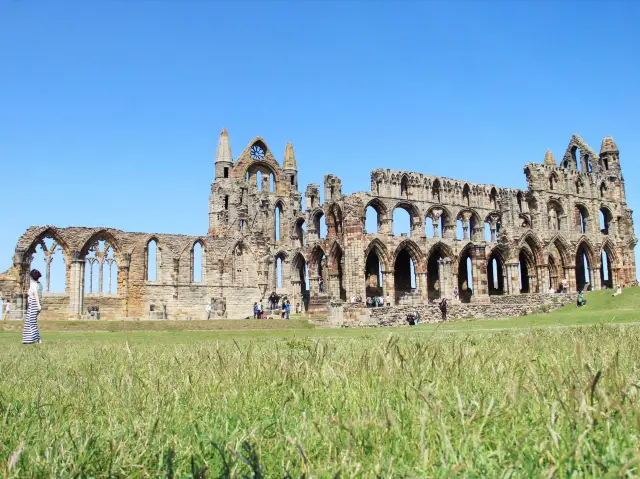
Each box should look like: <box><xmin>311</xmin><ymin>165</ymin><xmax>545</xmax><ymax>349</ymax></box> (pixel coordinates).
<box><xmin>439</xmin><ymin>298</ymin><xmax>448</xmax><ymax>322</ymax></box>
<box><xmin>386</xmin><ymin>294</ymin><xmax>391</xmax><ymax>307</ymax></box>
<box><xmin>23</xmin><ymin>269</ymin><xmax>43</xmax><ymax>344</ymax></box>
<box><xmin>259</xmin><ymin>300</ymin><xmax>264</xmax><ymax>319</ymax></box>
<box><xmin>205</xmin><ymin>302</ymin><xmax>212</xmax><ymax>320</ymax></box>
<box><xmin>285</xmin><ymin>300</ymin><xmax>290</xmax><ymax>320</ymax></box>
<box><xmin>4</xmin><ymin>301</ymin><xmax>10</xmax><ymax>321</ymax></box>
<box><xmin>253</xmin><ymin>302</ymin><xmax>259</xmax><ymax>319</ymax></box>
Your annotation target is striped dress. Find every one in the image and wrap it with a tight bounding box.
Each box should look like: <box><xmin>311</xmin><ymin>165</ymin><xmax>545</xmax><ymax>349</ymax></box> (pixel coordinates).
<box><xmin>22</xmin><ymin>281</ymin><xmax>42</xmax><ymax>344</ymax></box>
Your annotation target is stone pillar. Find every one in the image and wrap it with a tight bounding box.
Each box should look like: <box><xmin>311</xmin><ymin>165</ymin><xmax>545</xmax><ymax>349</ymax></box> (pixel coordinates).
<box><xmin>564</xmin><ymin>265</ymin><xmax>576</xmax><ymax>292</ymax></box>
<box><xmin>470</xmin><ymin>245</ymin><xmax>489</xmax><ymax>302</ymax></box>
<box><xmin>98</xmin><ymin>259</ymin><xmax>104</xmax><ymax>296</ymax></box>
<box><xmin>438</xmin><ymin>258</ymin><xmax>454</xmax><ymax>299</ymax></box>
<box><xmin>537</xmin><ymin>264</ymin><xmax>549</xmax><ymax>292</ymax></box>
<box><xmin>505</xmin><ymin>262</ymin><xmax>520</xmax><ymax>295</ymax></box>
<box><xmin>383</xmin><ymin>270</ymin><xmax>395</xmax><ymax>304</ymax></box>
<box><xmin>591</xmin><ymin>267</ymin><xmax>602</xmax><ymax>290</ymax></box>
<box><xmin>328</xmin><ymin>273</ymin><xmax>340</xmax><ymax>299</ymax></box>
<box><xmin>417</xmin><ymin>272</ymin><xmax>428</xmax><ymax>302</ymax></box>
<box><xmin>45</xmin><ymin>255</ymin><xmax>52</xmax><ymax>293</ymax></box>
<box><xmin>69</xmin><ymin>252</ymin><xmax>85</xmax><ymax>318</ymax></box>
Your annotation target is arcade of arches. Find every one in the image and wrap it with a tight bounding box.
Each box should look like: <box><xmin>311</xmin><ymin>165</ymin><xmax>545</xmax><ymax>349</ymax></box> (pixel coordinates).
<box><xmin>0</xmin><ymin>131</ymin><xmax>635</xmax><ymax>319</ymax></box>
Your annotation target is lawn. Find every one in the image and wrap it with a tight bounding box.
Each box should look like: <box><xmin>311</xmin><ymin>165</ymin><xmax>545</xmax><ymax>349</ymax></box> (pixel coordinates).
<box><xmin>1</xmin><ymin>290</ymin><xmax>639</xmax><ymax>476</ymax></box>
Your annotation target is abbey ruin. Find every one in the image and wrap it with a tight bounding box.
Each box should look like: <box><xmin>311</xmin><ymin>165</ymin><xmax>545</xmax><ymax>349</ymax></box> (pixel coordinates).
<box><xmin>0</xmin><ymin>130</ymin><xmax>636</xmax><ymax>320</ymax></box>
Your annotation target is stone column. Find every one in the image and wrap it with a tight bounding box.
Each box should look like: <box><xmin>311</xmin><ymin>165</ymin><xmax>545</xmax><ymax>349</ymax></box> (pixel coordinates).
<box><xmin>438</xmin><ymin>258</ymin><xmax>453</xmax><ymax>299</ymax></box>
<box><xmin>69</xmin><ymin>252</ymin><xmax>85</xmax><ymax>318</ymax></box>
<box><xmin>328</xmin><ymin>273</ymin><xmax>340</xmax><ymax>299</ymax></box>
<box><xmin>470</xmin><ymin>245</ymin><xmax>489</xmax><ymax>302</ymax></box>
<box><xmin>417</xmin><ymin>272</ymin><xmax>428</xmax><ymax>302</ymax></box>
<box><xmin>537</xmin><ymin>264</ymin><xmax>549</xmax><ymax>292</ymax></box>
<box><xmin>462</xmin><ymin>212</ymin><xmax>471</xmax><ymax>240</ymax></box>
<box><xmin>98</xmin><ymin>258</ymin><xmax>104</xmax><ymax>296</ymax></box>
<box><xmin>505</xmin><ymin>262</ymin><xmax>521</xmax><ymax>295</ymax></box>
<box><xmin>564</xmin><ymin>265</ymin><xmax>576</xmax><ymax>292</ymax></box>
<box><xmin>383</xmin><ymin>270</ymin><xmax>395</xmax><ymax>305</ymax></box>
<box><xmin>45</xmin><ymin>255</ymin><xmax>52</xmax><ymax>293</ymax></box>
<box><xmin>431</xmin><ymin>210</ymin><xmax>442</xmax><ymax>238</ymax></box>
<box><xmin>591</xmin><ymin>267</ymin><xmax>602</xmax><ymax>290</ymax></box>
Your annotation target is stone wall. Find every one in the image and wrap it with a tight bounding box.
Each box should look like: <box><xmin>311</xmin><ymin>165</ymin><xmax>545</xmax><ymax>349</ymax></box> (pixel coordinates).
<box><xmin>1</xmin><ymin>131</ymin><xmax>635</xmax><ymax>321</ymax></box>
<box><xmin>339</xmin><ymin>293</ymin><xmax>576</xmax><ymax>327</ymax></box>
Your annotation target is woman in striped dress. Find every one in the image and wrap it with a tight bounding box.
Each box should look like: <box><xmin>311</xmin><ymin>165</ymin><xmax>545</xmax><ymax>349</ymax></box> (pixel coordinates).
<box><xmin>23</xmin><ymin>269</ymin><xmax>43</xmax><ymax>344</ymax></box>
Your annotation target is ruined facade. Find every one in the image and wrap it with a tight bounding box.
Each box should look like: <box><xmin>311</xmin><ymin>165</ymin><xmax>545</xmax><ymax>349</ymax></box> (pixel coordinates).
<box><xmin>0</xmin><ymin>130</ymin><xmax>636</xmax><ymax>319</ymax></box>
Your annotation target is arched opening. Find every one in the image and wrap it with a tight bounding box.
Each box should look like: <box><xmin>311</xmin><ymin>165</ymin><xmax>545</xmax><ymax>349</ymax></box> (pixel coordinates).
<box><xmin>585</xmin><ymin>153</ymin><xmax>592</xmax><ymax>173</ymax></box>
<box><xmin>462</xmin><ymin>184</ymin><xmax>471</xmax><ymax>206</ymax></box>
<box><xmin>275</xmin><ymin>203</ymin><xmax>283</xmax><ymax>241</ymax></box>
<box><xmin>294</xmin><ymin>219</ymin><xmax>306</xmax><ymax>248</ymax></box>
<box><xmin>275</xmin><ymin>255</ymin><xmax>284</xmax><ymax>289</ymax></box>
<box><xmin>489</xmin><ymin>188</ymin><xmax>498</xmax><ymax>210</ymax></box>
<box><xmin>231</xmin><ymin>242</ymin><xmax>254</xmax><ymax>286</ymax></box>
<box><xmin>28</xmin><ymin>237</ymin><xmax>68</xmax><ymax>294</ymax></box>
<box><xmin>548</xmin><ymin>255</ymin><xmax>558</xmax><ymax>292</ymax></box>
<box><xmin>400</xmin><ymin>176</ymin><xmax>409</xmax><ymax>199</ymax></box>
<box><xmin>548</xmin><ymin>174</ymin><xmax>556</xmax><ymax>191</ymax></box>
<box><xmin>432</xmin><ymin>179</ymin><xmax>441</xmax><ymax>203</ymax></box>
<box><xmin>484</xmin><ymin>222</ymin><xmax>492</xmax><ymax>242</ymax></box>
<box><xmin>313</xmin><ymin>211</ymin><xmax>327</xmax><ymax>239</ymax></box>
<box><xmin>600</xmin><ymin>247</ymin><xmax>613</xmax><ymax>289</ymax></box>
<box><xmin>364</xmin><ymin>248</ymin><xmax>384</xmax><ymax>299</ymax></box>
<box><xmin>365</xmin><ymin>205</ymin><xmax>381</xmax><ymax>234</ymax></box>
<box><xmin>575</xmin><ymin>243</ymin><xmax>592</xmax><ymax>292</ymax></box>
<box><xmin>292</xmin><ymin>254</ymin><xmax>309</xmax><ymax>311</ymax></box>
<box><xmin>457</xmin><ymin>248</ymin><xmax>474</xmax><ymax>303</ymax></box>
<box><xmin>455</xmin><ymin>218</ymin><xmax>464</xmax><ymax>240</ymax></box>
<box><xmin>427</xmin><ymin>245</ymin><xmax>448</xmax><ymax>301</ymax></box>
<box><xmin>599</xmin><ymin>182</ymin><xmax>607</xmax><ymax>199</ymax></box>
<box><xmin>256</xmin><ymin>171</ymin><xmax>263</xmax><ymax>191</ymax></box>
<box><xmin>572</xmin><ymin>147</ymin><xmax>581</xmax><ymax>172</ymax></box>
<box><xmin>270</xmin><ymin>174</ymin><xmax>275</xmax><ymax>192</ymax></box>
<box><xmin>575</xmin><ymin>179</ymin><xmax>583</xmax><ymax>195</ymax></box>
<box><xmin>516</xmin><ymin>192</ymin><xmax>524</xmax><ymax>213</ymax></box>
<box><xmin>425</xmin><ymin>217</ymin><xmax>435</xmax><ymax>238</ymax></box>
<box><xmin>392</xmin><ymin>206</ymin><xmax>413</xmax><ymax>237</ymax></box>
<box><xmin>575</xmin><ymin>205</ymin><xmax>589</xmax><ymax>234</ymax></box>
<box><xmin>147</xmin><ymin>239</ymin><xmax>157</xmax><ymax>281</ymax></box>
<box><xmin>328</xmin><ymin>204</ymin><xmax>343</xmax><ymax>236</ymax></box>
<box><xmin>603</xmin><ymin>157</ymin><xmax>609</xmax><ymax>170</ymax></box>
<box><xmin>394</xmin><ymin>248</ymin><xmax>417</xmax><ymax>303</ymax></box>
<box><xmin>518</xmin><ymin>250</ymin><xmax>533</xmax><ymax>294</ymax></box>
<box><xmin>192</xmin><ymin>242</ymin><xmax>203</xmax><ymax>283</ymax></box>
<box><xmin>84</xmin><ymin>239</ymin><xmax>118</xmax><ymax>296</ymax></box>
<box><xmin>599</xmin><ymin>207</ymin><xmax>612</xmax><ymax>235</ymax></box>
<box><xmin>488</xmin><ymin>250</ymin><xmax>505</xmax><ymax>295</ymax></box>
<box><xmin>224</xmin><ymin>195</ymin><xmax>229</xmax><ymax>210</ymax></box>
<box><xmin>330</xmin><ymin>245</ymin><xmax>346</xmax><ymax>301</ymax></box>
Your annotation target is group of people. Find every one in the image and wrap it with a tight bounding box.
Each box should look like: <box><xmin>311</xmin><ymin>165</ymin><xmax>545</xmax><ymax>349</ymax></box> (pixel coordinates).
<box><xmin>253</xmin><ymin>297</ymin><xmax>291</xmax><ymax>319</ymax></box>
<box><xmin>366</xmin><ymin>294</ymin><xmax>392</xmax><ymax>308</ymax></box>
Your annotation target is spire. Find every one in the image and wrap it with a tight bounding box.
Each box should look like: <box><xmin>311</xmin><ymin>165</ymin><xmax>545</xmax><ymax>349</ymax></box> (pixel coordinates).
<box><xmin>215</xmin><ymin>128</ymin><xmax>233</xmax><ymax>164</ymax></box>
<box><xmin>600</xmin><ymin>136</ymin><xmax>618</xmax><ymax>154</ymax></box>
<box><xmin>543</xmin><ymin>149</ymin><xmax>556</xmax><ymax>166</ymax></box>
<box><xmin>283</xmin><ymin>142</ymin><xmax>297</xmax><ymax>170</ymax></box>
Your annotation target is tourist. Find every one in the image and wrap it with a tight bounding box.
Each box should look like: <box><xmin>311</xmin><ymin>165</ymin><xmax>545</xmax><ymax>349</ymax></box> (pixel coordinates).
<box><xmin>259</xmin><ymin>300</ymin><xmax>264</xmax><ymax>319</ymax></box>
<box><xmin>414</xmin><ymin>311</ymin><xmax>421</xmax><ymax>325</ymax></box>
<box><xmin>406</xmin><ymin>313</ymin><xmax>416</xmax><ymax>326</ymax></box>
<box><xmin>366</xmin><ymin>296</ymin><xmax>373</xmax><ymax>308</ymax></box>
<box><xmin>577</xmin><ymin>291</ymin><xmax>587</xmax><ymax>307</ymax></box>
<box><xmin>386</xmin><ymin>294</ymin><xmax>391</xmax><ymax>307</ymax></box>
<box><xmin>205</xmin><ymin>302</ymin><xmax>212</xmax><ymax>320</ymax></box>
<box><xmin>4</xmin><ymin>301</ymin><xmax>10</xmax><ymax>321</ymax></box>
<box><xmin>612</xmin><ymin>285</ymin><xmax>622</xmax><ymax>297</ymax></box>
<box><xmin>439</xmin><ymin>298</ymin><xmax>448</xmax><ymax>322</ymax></box>
<box><xmin>319</xmin><ymin>276</ymin><xmax>324</xmax><ymax>293</ymax></box>
<box><xmin>23</xmin><ymin>269</ymin><xmax>43</xmax><ymax>345</ymax></box>
<box><xmin>285</xmin><ymin>300</ymin><xmax>291</xmax><ymax>319</ymax></box>
<box><xmin>377</xmin><ymin>296</ymin><xmax>383</xmax><ymax>307</ymax></box>
<box><xmin>253</xmin><ymin>302</ymin><xmax>259</xmax><ymax>319</ymax></box>
<box><xmin>453</xmin><ymin>287</ymin><xmax>459</xmax><ymax>302</ymax></box>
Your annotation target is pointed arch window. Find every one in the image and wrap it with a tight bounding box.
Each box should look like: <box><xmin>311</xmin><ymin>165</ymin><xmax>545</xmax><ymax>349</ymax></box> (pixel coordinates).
<box><xmin>147</xmin><ymin>239</ymin><xmax>158</xmax><ymax>282</ymax></box>
<box><xmin>192</xmin><ymin>241</ymin><xmax>204</xmax><ymax>283</ymax></box>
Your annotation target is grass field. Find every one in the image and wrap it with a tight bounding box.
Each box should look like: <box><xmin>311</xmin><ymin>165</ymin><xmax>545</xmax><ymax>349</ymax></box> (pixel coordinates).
<box><xmin>1</xmin><ymin>290</ymin><xmax>639</xmax><ymax>476</ymax></box>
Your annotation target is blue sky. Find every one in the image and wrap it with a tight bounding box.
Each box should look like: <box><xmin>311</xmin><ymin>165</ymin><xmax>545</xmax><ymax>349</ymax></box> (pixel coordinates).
<box><xmin>1</xmin><ymin>0</ymin><xmax>640</xmax><ymax>284</ymax></box>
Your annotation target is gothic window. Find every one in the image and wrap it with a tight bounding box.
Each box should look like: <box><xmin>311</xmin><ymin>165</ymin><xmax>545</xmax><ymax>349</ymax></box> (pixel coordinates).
<box><xmin>147</xmin><ymin>239</ymin><xmax>158</xmax><ymax>281</ymax></box>
<box><xmin>85</xmin><ymin>239</ymin><xmax>118</xmax><ymax>295</ymax></box>
<box><xmin>29</xmin><ymin>237</ymin><xmax>67</xmax><ymax>293</ymax></box>
<box><xmin>192</xmin><ymin>241</ymin><xmax>203</xmax><ymax>283</ymax></box>
<box><xmin>250</xmin><ymin>144</ymin><xmax>265</xmax><ymax>160</ymax></box>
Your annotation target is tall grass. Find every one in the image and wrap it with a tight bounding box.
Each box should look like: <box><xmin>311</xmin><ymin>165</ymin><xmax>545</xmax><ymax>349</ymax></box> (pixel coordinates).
<box><xmin>1</xmin><ymin>325</ymin><xmax>639</xmax><ymax>476</ymax></box>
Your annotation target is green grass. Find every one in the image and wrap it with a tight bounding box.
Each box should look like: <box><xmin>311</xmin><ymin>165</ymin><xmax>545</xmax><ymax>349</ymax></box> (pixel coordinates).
<box><xmin>1</xmin><ymin>290</ymin><xmax>639</xmax><ymax>476</ymax></box>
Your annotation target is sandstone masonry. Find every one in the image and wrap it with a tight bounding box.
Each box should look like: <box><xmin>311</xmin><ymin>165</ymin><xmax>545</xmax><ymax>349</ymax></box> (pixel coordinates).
<box><xmin>0</xmin><ymin>131</ymin><xmax>636</xmax><ymax>319</ymax></box>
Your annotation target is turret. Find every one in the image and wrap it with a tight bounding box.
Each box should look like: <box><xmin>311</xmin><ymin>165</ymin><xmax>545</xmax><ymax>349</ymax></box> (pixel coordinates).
<box><xmin>543</xmin><ymin>149</ymin><xmax>556</xmax><ymax>167</ymax></box>
<box><xmin>214</xmin><ymin>128</ymin><xmax>233</xmax><ymax>179</ymax></box>
<box><xmin>599</xmin><ymin>136</ymin><xmax>620</xmax><ymax>173</ymax></box>
<box><xmin>282</xmin><ymin>142</ymin><xmax>298</xmax><ymax>189</ymax></box>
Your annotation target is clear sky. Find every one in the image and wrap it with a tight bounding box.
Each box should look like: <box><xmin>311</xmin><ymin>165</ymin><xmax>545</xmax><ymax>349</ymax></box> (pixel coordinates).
<box><xmin>1</xmin><ymin>0</ymin><xmax>640</xmax><ymax>284</ymax></box>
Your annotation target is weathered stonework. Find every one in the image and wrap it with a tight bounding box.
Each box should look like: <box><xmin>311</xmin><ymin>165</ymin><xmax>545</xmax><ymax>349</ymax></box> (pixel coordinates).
<box><xmin>0</xmin><ymin>131</ymin><xmax>636</xmax><ymax>319</ymax></box>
